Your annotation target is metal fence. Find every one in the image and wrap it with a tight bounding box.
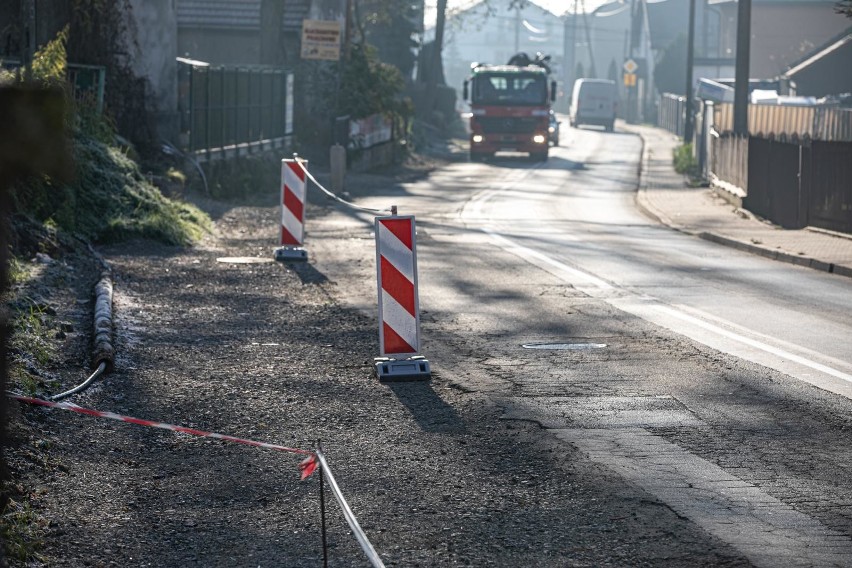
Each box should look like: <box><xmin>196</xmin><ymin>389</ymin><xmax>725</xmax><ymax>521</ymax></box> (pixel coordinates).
<box><xmin>712</xmin><ymin>135</ymin><xmax>852</xmax><ymax>233</ymax></box>
<box><xmin>177</xmin><ymin>59</ymin><xmax>294</xmax><ymax>157</ymax></box>
<box><xmin>658</xmin><ymin>93</ymin><xmax>686</xmax><ymax>137</ymax></box>
<box><xmin>710</xmin><ymin>133</ymin><xmax>749</xmax><ymax>195</ymax></box>
<box><xmin>807</xmin><ymin>140</ymin><xmax>852</xmax><ymax>233</ymax></box>
<box><xmin>1</xmin><ymin>59</ymin><xmax>105</xmax><ymax>113</ymax></box>
<box><xmin>715</xmin><ymin>103</ymin><xmax>852</xmax><ymax>142</ymax></box>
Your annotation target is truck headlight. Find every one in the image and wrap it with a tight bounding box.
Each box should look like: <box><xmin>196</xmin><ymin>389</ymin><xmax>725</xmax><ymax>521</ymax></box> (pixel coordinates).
<box><xmin>472</xmin><ymin>134</ymin><xmax>484</xmax><ymax>143</ymax></box>
<box><xmin>533</xmin><ymin>134</ymin><xmax>546</xmax><ymax>144</ymax></box>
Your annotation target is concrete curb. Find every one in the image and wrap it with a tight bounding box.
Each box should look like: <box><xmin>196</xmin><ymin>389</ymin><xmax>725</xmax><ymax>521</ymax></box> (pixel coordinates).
<box><xmin>697</xmin><ymin>232</ymin><xmax>852</xmax><ymax>278</ymax></box>
<box><xmin>631</xmin><ymin>128</ymin><xmax>852</xmax><ymax>281</ymax></box>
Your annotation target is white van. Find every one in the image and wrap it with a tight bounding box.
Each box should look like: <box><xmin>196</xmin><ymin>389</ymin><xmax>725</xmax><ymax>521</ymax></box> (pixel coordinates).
<box><xmin>569</xmin><ymin>79</ymin><xmax>617</xmax><ymax>132</ymax></box>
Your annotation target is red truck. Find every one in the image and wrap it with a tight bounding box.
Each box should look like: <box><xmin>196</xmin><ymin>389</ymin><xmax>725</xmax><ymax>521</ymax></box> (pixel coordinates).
<box><xmin>463</xmin><ymin>53</ymin><xmax>557</xmax><ymax>162</ymax></box>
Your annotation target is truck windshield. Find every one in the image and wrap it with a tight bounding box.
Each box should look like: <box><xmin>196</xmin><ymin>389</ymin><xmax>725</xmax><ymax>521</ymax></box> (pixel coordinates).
<box><xmin>472</xmin><ymin>73</ymin><xmax>547</xmax><ymax>106</ymax></box>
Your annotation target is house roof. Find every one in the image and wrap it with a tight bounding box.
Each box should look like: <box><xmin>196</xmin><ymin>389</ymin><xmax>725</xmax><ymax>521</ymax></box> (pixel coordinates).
<box><xmin>782</xmin><ymin>29</ymin><xmax>852</xmax><ymax>77</ymax></box>
<box><xmin>176</xmin><ymin>0</ymin><xmax>311</xmax><ymax>32</ymax></box>
<box><xmin>708</xmin><ymin>0</ymin><xmax>838</xmax><ymax>4</ymax></box>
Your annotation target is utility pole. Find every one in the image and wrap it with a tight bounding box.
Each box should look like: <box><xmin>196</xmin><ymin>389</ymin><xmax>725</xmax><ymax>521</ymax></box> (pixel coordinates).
<box><xmin>564</xmin><ymin>0</ymin><xmax>578</xmax><ymax>94</ymax></box>
<box><xmin>733</xmin><ymin>0</ymin><xmax>751</xmax><ymax>135</ymax></box>
<box><xmin>627</xmin><ymin>0</ymin><xmax>636</xmax><ymax>123</ymax></box>
<box><xmin>683</xmin><ymin>0</ymin><xmax>696</xmax><ymax>143</ymax></box>
<box><xmin>514</xmin><ymin>6</ymin><xmax>521</xmax><ymax>53</ymax></box>
<box><xmin>581</xmin><ymin>0</ymin><xmax>596</xmax><ymax>78</ymax></box>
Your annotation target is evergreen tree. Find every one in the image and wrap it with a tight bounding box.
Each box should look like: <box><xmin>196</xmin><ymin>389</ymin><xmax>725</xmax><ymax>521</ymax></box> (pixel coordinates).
<box><xmin>358</xmin><ymin>0</ymin><xmax>420</xmax><ymax>81</ymax></box>
<box><xmin>654</xmin><ymin>34</ymin><xmax>687</xmax><ymax>96</ymax></box>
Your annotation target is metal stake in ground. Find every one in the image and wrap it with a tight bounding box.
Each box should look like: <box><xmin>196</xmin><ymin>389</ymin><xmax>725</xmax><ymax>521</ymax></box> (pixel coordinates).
<box><xmin>274</xmin><ymin>156</ymin><xmax>308</xmax><ymax>262</ymax></box>
<box><xmin>373</xmin><ymin>208</ymin><xmax>431</xmax><ymax>381</ymax></box>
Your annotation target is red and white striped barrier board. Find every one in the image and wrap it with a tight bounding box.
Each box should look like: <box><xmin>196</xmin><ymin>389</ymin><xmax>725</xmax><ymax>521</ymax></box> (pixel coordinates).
<box><xmin>374</xmin><ymin>214</ymin><xmax>430</xmax><ymax>381</ymax></box>
<box><xmin>9</xmin><ymin>394</ymin><xmax>318</xmax><ymax>479</ymax></box>
<box><xmin>275</xmin><ymin>158</ymin><xmax>308</xmax><ymax>262</ymax></box>
<box><xmin>281</xmin><ymin>158</ymin><xmax>306</xmax><ymax>246</ymax></box>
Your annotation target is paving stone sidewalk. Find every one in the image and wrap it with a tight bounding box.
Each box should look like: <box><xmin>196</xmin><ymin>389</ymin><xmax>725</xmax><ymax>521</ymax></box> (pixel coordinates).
<box><xmin>625</xmin><ymin>123</ymin><xmax>852</xmax><ymax>279</ymax></box>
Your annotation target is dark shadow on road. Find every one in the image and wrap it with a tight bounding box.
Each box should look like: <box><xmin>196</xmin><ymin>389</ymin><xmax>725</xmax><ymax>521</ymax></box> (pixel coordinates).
<box><xmin>387</xmin><ymin>381</ymin><xmax>467</xmax><ymax>434</ymax></box>
<box><xmin>284</xmin><ymin>261</ymin><xmax>330</xmax><ymax>284</ymax></box>
<box><xmin>478</xmin><ymin>154</ymin><xmax>587</xmax><ymax>171</ymax></box>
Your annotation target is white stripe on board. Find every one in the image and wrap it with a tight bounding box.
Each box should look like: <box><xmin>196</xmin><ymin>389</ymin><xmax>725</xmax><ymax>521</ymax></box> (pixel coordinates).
<box><xmin>381</xmin><ymin>290</ymin><xmax>417</xmax><ymax>348</ymax></box>
<box><xmin>378</xmin><ymin>223</ymin><xmax>415</xmax><ymax>282</ymax></box>
<box><xmin>282</xmin><ymin>163</ymin><xmax>305</xmax><ymax>201</ymax></box>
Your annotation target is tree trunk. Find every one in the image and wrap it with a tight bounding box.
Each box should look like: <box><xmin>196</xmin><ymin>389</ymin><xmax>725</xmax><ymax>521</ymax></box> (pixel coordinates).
<box><xmin>260</xmin><ymin>0</ymin><xmax>285</xmax><ymax>65</ymax></box>
<box><xmin>423</xmin><ymin>0</ymin><xmax>447</xmax><ymax>122</ymax></box>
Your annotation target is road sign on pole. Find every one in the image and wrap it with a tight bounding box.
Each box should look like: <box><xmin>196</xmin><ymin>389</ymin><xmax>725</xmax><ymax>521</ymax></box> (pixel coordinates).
<box><xmin>623</xmin><ymin>59</ymin><xmax>638</xmax><ymax>74</ymax></box>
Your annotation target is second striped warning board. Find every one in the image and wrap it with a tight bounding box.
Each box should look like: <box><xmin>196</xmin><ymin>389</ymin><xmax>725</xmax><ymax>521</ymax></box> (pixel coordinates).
<box><xmin>374</xmin><ymin>212</ymin><xmax>430</xmax><ymax>381</ymax></box>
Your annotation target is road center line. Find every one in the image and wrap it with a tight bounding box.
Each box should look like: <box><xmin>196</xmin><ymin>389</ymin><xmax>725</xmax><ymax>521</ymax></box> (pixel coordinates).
<box><xmin>460</xmin><ymin>155</ymin><xmax>852</xmax><ymax>395</ymax></box>
<box><xmin>479</xmin><ymin>225</ymin><xmax>852</xmax><ymax>395</ymax></box>
<box><xmin>483</xmin><ymin>229</ymin><xmax>614</xmax><ymax>290</ymax></box>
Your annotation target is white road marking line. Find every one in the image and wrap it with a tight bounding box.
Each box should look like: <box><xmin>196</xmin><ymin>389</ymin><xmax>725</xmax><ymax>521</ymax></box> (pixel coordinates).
<box><xmin>483</xmin><ymin>229</ymin><xmax>614</xmax><ymax>290</ymax></box>
<box><xmin>555</xmin><ymin>428</ymin><xmax>852</xmax><ymax>568</ymax></box>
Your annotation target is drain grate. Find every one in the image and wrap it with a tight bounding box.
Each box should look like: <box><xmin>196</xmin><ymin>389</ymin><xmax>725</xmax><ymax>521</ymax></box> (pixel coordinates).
<box><xmin>522</xmin><ymin>343</ymin><xmax>607</xmax><ymax>350</ymax></box>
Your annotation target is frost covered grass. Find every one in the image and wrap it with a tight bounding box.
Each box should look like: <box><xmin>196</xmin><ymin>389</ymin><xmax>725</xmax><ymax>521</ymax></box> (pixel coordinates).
<box><xmin>13</xmin><ymin>134</ymin><xmax>211</xmax><ymax>246</ymax></box>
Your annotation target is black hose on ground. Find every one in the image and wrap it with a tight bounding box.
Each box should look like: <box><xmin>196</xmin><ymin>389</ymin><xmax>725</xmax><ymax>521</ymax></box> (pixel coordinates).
<box><xmin>49</xmin><ymin>270</ymin><xmax>114</xmax><ymax>402</ymax></box>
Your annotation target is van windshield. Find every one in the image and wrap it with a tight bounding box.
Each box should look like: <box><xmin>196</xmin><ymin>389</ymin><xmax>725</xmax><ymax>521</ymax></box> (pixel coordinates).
<box><xmin>472</xmin><ymin>73</ymin><xmax>547</xmax><ymax>106</ymax></box>
<box><xmin>579</xmin><ymin>82</ymin><xmax>615</xmax><ymax>99</ymax></box>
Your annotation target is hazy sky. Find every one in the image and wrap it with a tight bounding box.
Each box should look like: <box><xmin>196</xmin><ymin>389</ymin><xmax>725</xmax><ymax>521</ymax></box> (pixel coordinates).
<box><xmin>424</xmin><ymin>0</ymin><xmax>615</xmax><ymax>23</ymax></box>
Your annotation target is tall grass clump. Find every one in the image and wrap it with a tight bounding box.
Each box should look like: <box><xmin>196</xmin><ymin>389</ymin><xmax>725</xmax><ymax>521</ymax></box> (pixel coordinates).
<box><xmin>8</xmin><ymin>28</ymin><xmax>211</xmax><ymax>246</ymax></box>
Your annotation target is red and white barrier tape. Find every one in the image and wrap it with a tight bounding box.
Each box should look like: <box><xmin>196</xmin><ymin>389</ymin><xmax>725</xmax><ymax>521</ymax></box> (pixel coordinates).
<box><xmin>8</xmin><ymin>394</ymin><xmax>318</xmax><ymax>479</ymax></box>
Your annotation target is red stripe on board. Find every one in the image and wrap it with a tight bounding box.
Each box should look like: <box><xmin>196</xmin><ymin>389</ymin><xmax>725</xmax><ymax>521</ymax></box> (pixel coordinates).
<box><xmin>383</xmin><ymin>322</ymin><xmax>416</xmax><ymax>354</ymax></box>
<box><xmin>283</xmin><ymin>187</ymin><xmax>304</xmax><ymax>221</ymax></box>
<box><xmin>380</xmin><ymin>256</ymin><xmax>415</xmax><ymax>316</ymax></box>
<box><xmin>286</xmin><ymin>160</ymin><xmax>306</xmax><ymax>182</ymax></box>
<box><xmin>380</xmin><ymin>218</ymin><xmax>413</xmax><ymax>250</ymax></box>
<box><xmin>281</xmin><ymin>226</ymin><xmax>300</xmax><ymax>246</ymax></box>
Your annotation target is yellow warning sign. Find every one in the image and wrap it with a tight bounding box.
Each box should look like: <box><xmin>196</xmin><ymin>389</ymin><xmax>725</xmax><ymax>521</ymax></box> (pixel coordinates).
<box><xmin>301</xmin><ymin>19</ymin><xmax>342</xmax><ymax>61</ymax></box>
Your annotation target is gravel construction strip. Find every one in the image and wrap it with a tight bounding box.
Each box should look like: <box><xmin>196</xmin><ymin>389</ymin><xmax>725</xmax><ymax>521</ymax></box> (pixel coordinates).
<box><xmin>4</xmin><ymin>160</ymin><xmax>751</xmax><ymax>567</ymax></box>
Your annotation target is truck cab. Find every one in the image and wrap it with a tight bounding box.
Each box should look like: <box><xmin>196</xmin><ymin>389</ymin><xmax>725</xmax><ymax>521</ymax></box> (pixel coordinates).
<box><xmin>463</xmin><ymin>57</ymin><xmax>557</xmax><ymax>162</ymax></box>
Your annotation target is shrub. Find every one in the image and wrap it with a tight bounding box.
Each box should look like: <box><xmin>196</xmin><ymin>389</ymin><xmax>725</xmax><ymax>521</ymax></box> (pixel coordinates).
<box><xmin>673</xmin><ymin>143</ymin><xmax>700</xmax><ymax>178</ymax></box>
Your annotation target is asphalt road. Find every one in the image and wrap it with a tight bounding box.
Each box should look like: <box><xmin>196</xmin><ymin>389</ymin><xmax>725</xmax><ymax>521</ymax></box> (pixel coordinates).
<box><xmin>311</xmin><ymin>124</ymin><xmax>852</xmax><ymax>567</ymax></box>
